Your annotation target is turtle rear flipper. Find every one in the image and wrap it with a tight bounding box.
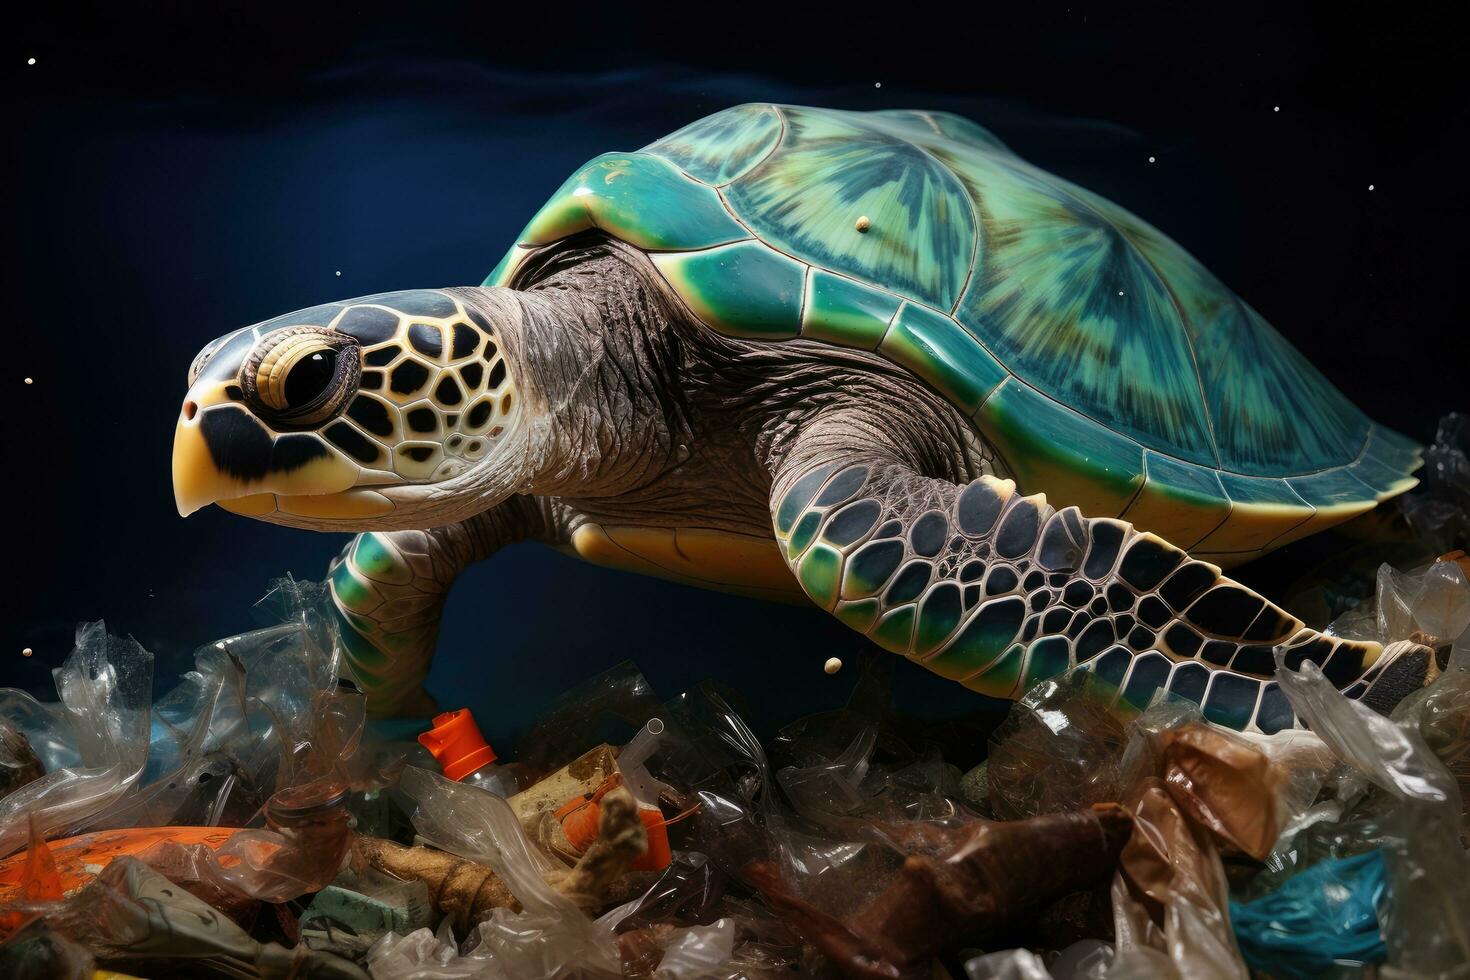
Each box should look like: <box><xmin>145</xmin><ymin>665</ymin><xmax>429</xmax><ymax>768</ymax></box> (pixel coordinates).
<box><xmin>1358</xmin><ymin>640</ymin><xmax>1438</xmax><ymax>715</ymax></box>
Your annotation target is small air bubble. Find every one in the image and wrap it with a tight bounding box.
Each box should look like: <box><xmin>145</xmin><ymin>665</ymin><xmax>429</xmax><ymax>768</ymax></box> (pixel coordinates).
<box><xmin>1368</xmin><ymin>184</ymin><xmax>1375</xmax><ymax>191</ymax></box>
<box><xmin>22</xmin><ymin>647</ymin><xmax>33</xmax><ymax>657</ymax></box>
<box><xmin>24</xmin><ymin>377</ymin><xmax>33</xmax><ymax>385</ymax></box>
<box><xmin>27</xmin><ymin>58</ymin><xmax>36</xmax><ymax>66</ymax></box>
<box><xmin>1274</xmin><ymin>106</ymin><xmax>1280</xmax><ymax>112</ymax></box>
<box><xmin>335</xmin><ymin>270</ymin><xmax>342</xmax><ymax>277</ymax></box>
<box><xmin>1148</xmin><ymin>156</ymin><xmax>1156</xmax><ymax>163</ymax></box>
<box><xmin>874</xmin><ymin>82</ymin><xmax>882</xmax><ymax>89</ymax></box>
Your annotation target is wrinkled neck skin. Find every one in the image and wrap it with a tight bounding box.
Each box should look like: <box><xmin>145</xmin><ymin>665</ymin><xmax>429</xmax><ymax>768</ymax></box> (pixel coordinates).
<box><xmin>462</xmin><ymin>239</ymin><xmax>995</xmax><ymax>536</ymax></box>
<box><xmin>503</xmin><ymin>244</ymin><xmax>694</xmax><ymax>500</ymax></box>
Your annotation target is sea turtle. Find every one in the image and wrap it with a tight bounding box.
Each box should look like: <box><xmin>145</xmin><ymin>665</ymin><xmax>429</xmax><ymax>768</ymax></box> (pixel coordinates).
<box><xmin>172</xmin><ymin>103</ymin><xmax>1427</xmax><ymax>730</ymax></box>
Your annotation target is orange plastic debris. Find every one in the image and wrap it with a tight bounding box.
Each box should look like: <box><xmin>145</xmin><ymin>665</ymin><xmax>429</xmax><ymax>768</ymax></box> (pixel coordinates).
<box><xmin>554</xmin><ymin>775</ymin><xmax>672</xmax><ymax>872</ymax></box>
<box><xmin>0</xmin><ymin>825</ymin><xmax>234</xmax><ymax>904</ymax></box>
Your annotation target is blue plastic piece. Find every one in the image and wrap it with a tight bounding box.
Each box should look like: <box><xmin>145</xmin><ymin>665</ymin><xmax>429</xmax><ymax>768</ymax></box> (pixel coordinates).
<box><xmin>1229</xmin><ymin>849</ymin><xmax>1387</xmax><ymax>980</ymax></box>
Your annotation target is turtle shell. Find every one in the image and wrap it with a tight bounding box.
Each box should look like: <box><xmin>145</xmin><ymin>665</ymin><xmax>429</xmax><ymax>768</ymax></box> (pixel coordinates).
<box><xmin>487</xmin><ymin>104</ymin><xmax>1420</xmax><ymax>564</ymax></box>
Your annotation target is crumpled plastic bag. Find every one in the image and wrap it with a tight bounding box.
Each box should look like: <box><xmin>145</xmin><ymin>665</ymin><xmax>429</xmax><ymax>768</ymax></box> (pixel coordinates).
<box><xmin>1111</xmin><ymin>776</ymin><xmax>1247</xmax><ymax>980</ymax></box>
<box><xmin>1274</xmin><ymin>654</ymin><xmax>1470</xmax><ymax>975</ymax></box>
<box><xmin>0</xmin><ymin>623</ymin><xmax>151</xmax><ymax>858</ymax></box>
<box><xmin>383</xmin><ymin>765</ymin><xmax>623</xmax><ymax>977</ymax></box>
<box><xmin>986</xmin><ymin>672</ymin><xmax>1130</xmax><ymax>821</ymax></box>
<box><xmin>1329</xmin><ymin>551</ymin><xmax>1470</xmax><ymax>648</ymax></box>
<box><xmin>1228</xmin><ymin>849</ymin><xmax>1386</xmax><ymax>980</ymax></box>
<box><xmin>963</xmin><ymin>941</ymin><xmax>1115</xmax><ymax>980</ymax></box>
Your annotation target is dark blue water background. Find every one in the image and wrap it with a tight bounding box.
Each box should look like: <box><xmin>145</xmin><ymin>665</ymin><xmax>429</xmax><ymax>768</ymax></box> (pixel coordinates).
<box><xmin>7</xmin><ymin>9</ymin><xmax>1461</xmax><ymax>751</ymax></box>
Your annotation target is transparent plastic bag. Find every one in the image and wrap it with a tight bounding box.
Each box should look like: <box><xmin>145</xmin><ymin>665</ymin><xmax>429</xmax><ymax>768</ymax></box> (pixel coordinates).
<box><xmin>0</xmin><ymin>623</ymin><xmax>152</xmax><ymax>858</ymax></box>
<box><xmin>987</xmin><ymin>672</ymin><xmax>1130</xmax><ymax>821</ymax></box>
<box><xmin>515</xmin><ymin>660</ymin><xmax>661</xmax><ymax>778</ymax></box>
<box><xmin>1111</xmin><ymin>777</ymin><xmax>1247</xmax><ymax>980</ymax></box>
<box><xmin>1274</xmin><ymin>655</ymin><xmax>1470</xmax><ymax>974</ymax></box>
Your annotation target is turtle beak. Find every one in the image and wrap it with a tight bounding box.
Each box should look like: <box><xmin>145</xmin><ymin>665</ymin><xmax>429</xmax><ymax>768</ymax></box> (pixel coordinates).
<box><xmin>173</xmin><ymin>382</ymin><xmax>237</xmax><ymax>516</ymax></box>
<box><xmin>172</xmin><ymin>381</ymin><xmax>359</xmax><ymax>517</ymax></box>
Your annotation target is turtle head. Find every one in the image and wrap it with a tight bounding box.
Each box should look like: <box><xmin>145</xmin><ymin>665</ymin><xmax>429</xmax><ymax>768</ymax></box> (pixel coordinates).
<box><xmin>173</xmin><ymin>288</ymin><xmax>530</xmax><ymax>530</ymax></box>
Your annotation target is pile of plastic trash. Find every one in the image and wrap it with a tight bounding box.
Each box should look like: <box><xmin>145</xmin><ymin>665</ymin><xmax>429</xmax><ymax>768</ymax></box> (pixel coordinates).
<box><xmin>1</xmin><ymin>416</ymin><xmax>1468</xmax><ymax>980</ymax></box>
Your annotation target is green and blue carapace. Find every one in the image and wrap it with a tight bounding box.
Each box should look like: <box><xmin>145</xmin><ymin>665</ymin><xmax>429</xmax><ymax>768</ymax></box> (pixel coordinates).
<box><xmin>173</xmin><ymin>104</ymin><xmax>1426</xmax><ymax>730</ymax></box>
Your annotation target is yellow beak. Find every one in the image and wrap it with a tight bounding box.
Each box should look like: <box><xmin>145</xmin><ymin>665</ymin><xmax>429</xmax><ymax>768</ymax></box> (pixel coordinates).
<box><xmin>171</xmin><ymin>382</ymin><xmax>370</xmax><ymax>518</ymax></box>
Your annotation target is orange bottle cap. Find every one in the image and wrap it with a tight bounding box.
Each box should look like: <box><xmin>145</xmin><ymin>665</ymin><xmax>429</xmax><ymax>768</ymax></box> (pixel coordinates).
<box><xmin>418</xmin><ymin>709</ymin><xmax>497</xmax><ymax>782</ymax></box>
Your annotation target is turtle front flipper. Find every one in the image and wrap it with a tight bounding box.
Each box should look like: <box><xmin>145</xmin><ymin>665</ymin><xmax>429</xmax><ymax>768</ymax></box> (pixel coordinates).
<box><xmin>771</xmin><ymin>445</ymin><xmax>1420</xmax><ymax>733</ymax></box>
<box><xmin>327</xmin><ymin>498</ymin><xmax>548</xmax><ymax>717</ymax></box>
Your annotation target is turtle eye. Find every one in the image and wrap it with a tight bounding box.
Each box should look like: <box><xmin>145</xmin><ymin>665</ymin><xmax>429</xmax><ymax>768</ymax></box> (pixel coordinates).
<box><xmin>244</xmin><ymin>328</ymin><xmax>360</xmax><ymax>427</ymax></box>
<box><xmin>283</xmin><ymin>348</ymin><xmax>338</xmax><ymax>408</ymax></box>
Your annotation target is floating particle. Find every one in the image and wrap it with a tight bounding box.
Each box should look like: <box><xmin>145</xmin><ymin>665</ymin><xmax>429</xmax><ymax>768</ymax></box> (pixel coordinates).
<box><xmin>855</xmin><ymin>215</ymin><xmax>871</xmax><ymax>233</ymax></box>
<box><xmin>24</xmin><ymin>377</ymin><xmax>33</xmax><ymax>385</ymax></box>
<box><xmin>27</xmin><ymin>58</ymin><xmax>36</xmax><ymax>66</ymax></box>
<box><xmin>1368</xmin><ymin>184</ymin><xmax>1375</xmax><ymax>191</ymax></box>
<box><xmin>22</xmin><ymin>648</ymin><xmax>32</xmax><ymax>657</ymax></box>
<box><xmin>1274</xmin><ymin>106</ymin><xmax>1280</xmax><ymax>112</ymax></box>
<box><xmin>874</xmin><ymin>82</ymin><xmax>882</xmax><ymax>89</ymax></box>
<box><xmin>824</xmin><ymin>657</ymin><xmax>843</xmax><ymax>675</ymax></box>
<box><xmin>335</xmin><ymin>270</ymin><xmax>342</xmax><ymax>276</ymax></box>
<box><xmin>1148</xmin><ymin>156</ymin><xmax>1156</xmax><ymax>163</ymax></box>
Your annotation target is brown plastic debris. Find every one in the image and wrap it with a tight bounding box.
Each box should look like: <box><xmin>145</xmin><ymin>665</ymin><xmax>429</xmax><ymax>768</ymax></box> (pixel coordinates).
<box><xmin>1158</xmin><ymin>724</ymin><xmax>1286</xmax><ymax>861</ymax></box>
<box><xmin>1114</xmin><ymin>777</ymin><xmax>1247</xmax><ymax>979</ymax></box>
<box><xmin>350</xmin><ymin>834</ymin><xmax>519</xmax><ymax>933</ymax></box>
<box><xmin>747</xmin><ymin>805</ymin><xmax>1134</xmax><ymax>980</ymax></box>
<box><xmin>0</xmin><ymin>720</ymin><xmax>44</xmax><ymax>801</ymax></box>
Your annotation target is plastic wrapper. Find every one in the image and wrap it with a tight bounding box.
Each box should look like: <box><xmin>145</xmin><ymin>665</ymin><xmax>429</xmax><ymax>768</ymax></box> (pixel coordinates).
<box><xmin>606</xmin><ymin>851</ymin><xmax>813</xmax><ymax>978</ymax></box>
<box><xmin>1099</xmin><ymin>698</ymin><xmax>1336</xmax><ymax>980</ymax></box>
<box><xmin>964</xmin><ymin>941</ymin><xmax>1115</xmax><ymax>980</ymax></box>
<box><xmin>30</xmin><ymin>855</ymin><xmax>366</xmax><ymax>978</ymax></box>
<box><xmin>300</xmin><ymin>868</ymin><xmax>434</xmax><ymax>960</ymax></box>
<box><xmin>1120</xmin><ymin>703</ymin><xmax>1328</xmax><ymax>863</ymax></box>
<box><xmin>0</xmin><ymin>623</ymin><xmax>152</xmax><ymax>858</ymax></box>
<box><xmin>1228</xmin><ymin>849</ymin><xmax>1386</xmax><ymax>980</ymax></box>
<box><xmin>1274</xmin><ymin>654</ymin><xmax>1470</xmax><ymax>975</ymax></box>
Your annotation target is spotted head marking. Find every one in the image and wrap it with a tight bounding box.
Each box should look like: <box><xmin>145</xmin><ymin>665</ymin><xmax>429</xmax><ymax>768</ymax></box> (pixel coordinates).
<box><xmin>174</xmin><ymin>288</ymin><xmax>522</xmax><ymax>527</ymax></box>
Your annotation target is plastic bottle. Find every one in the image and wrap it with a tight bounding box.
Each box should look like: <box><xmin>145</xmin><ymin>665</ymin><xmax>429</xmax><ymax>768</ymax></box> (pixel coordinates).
<box><xmin>417</xmin><ymin>709</ymin><xmax>528</xmax><ymax>798</ymax></box>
